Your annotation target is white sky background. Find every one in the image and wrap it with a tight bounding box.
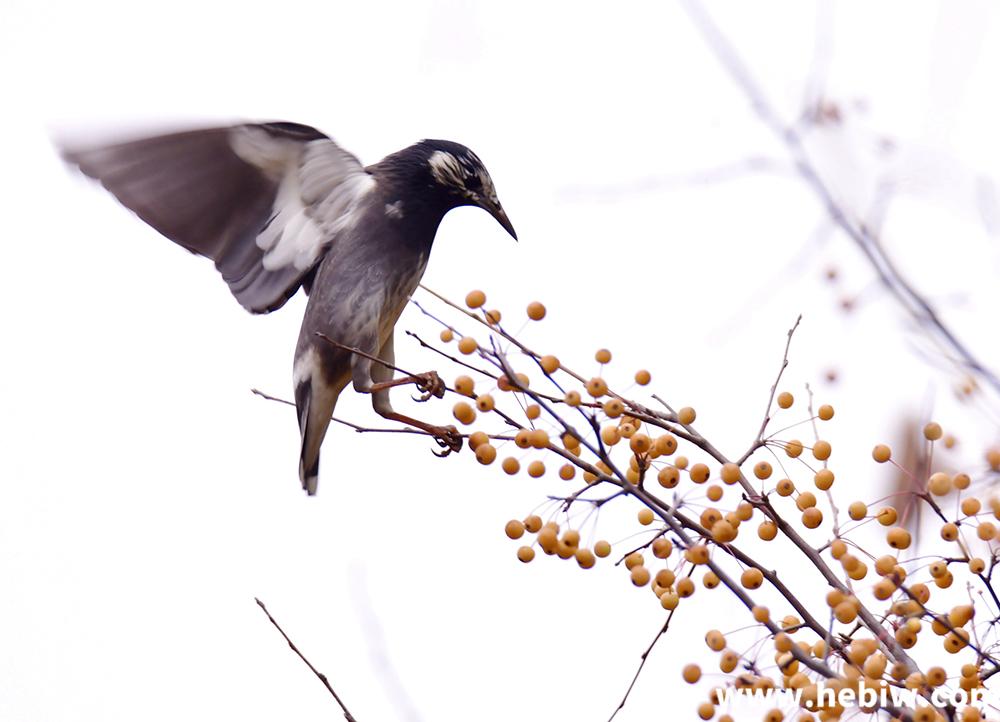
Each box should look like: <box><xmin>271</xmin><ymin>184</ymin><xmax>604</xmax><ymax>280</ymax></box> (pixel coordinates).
<box><xmin>1</xmin><ymin>1</ymin><xmax>1000</xmax><ymax>720</ymax></box>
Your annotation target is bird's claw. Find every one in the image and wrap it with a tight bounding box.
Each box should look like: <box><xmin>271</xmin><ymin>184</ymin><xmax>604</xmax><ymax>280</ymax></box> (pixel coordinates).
<box><xmin>412</xmin><ymin>370</ymin><xmax>446</xmax><ymax>402</ymax></box>
<box><xmin>431</xmin><ymin>425</ymin><xmax>463</xmax><ymax>457</ymax></box>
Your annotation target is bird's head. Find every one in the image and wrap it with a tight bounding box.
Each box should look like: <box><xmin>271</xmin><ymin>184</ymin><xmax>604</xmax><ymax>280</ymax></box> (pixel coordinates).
<box><xmin>420</xmin><ymin>140</ymin><xmax>517</xmax><ymax>240</ymax></box>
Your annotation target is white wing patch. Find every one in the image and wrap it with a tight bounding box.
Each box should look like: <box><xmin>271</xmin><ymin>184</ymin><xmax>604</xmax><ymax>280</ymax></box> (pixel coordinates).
<box><xmin>229</xmin><ymin>127</ymin><xmax>376</xmax><ymax>273</ymax></box>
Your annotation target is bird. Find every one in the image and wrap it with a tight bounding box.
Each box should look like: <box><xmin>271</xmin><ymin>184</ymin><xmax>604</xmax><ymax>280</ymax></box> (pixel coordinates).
<box><xmin>60</xmin><ymin>120</ymin><xmax>517</xmax><ymax>495</ymax></box>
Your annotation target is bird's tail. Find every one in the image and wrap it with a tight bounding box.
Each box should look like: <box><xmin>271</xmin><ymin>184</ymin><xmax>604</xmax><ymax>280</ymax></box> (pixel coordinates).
<box><xmin>295</xmin><ymin>377</ymin><xmax>334</xmax><ymax>495</ymax></box>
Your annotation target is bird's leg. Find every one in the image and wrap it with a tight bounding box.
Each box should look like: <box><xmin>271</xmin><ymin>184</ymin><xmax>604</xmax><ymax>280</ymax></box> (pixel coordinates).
<box><xmin>366</xmin><ymin>370</ymin><xmax>445</xmax><ymax>402</ymax></box>
<box><xmin>353</xmin><ymin>337</ymin><xmax>461</xmax><ymax>456</ymax></box>
<box><xmin>373</xmin><ymin>411</ymin><xmax>463</xmax><ymax>456</ymax></box>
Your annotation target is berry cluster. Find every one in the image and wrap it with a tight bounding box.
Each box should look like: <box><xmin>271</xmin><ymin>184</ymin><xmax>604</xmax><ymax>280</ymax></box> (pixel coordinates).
<box><xmin>412</xmin><ymin>287</ymin><xmax>1000</xmax><ymax>722</ymax></box>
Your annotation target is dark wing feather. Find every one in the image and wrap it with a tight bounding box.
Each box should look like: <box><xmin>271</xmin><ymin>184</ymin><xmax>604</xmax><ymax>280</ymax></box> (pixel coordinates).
<box><xmin>61</xmin><ymin>123</ymin><xmax>373</xmax><ymax>313</ymax></box>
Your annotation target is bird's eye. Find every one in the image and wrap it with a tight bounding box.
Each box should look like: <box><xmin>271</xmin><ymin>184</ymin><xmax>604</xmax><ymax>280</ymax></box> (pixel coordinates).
<box><xmin>465</xmin><ymin>175</ymin><xmax>482</xmax><ymax>193</ymax></box>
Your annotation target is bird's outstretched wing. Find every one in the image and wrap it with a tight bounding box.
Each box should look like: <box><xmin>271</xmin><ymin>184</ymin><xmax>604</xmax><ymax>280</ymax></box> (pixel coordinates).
<box><xmin>61</xmin><ymin>121</ymin><xmax>376</xmax><ymax>313</ymax></box>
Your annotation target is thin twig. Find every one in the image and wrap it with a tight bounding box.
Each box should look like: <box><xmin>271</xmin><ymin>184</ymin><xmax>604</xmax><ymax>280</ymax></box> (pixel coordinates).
<box><xmin>741</xmin><ymin>315</ymin><xmax>803</xmax><ymax>463</ymax></box>
<box><xmin>255</xmin><ymin>598</ymin><xmax>359</xmax><ymax>722</ymax></box>
<box><xmin>607</xmin><ymin>612</ymin><xmax>676</xmax><ymax>721</ymax></box>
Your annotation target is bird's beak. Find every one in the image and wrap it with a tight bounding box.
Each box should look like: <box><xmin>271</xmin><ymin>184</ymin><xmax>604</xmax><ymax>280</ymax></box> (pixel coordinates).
<box><xmin>478</xmin><ymin>197</ymin><xmax>518</xmax><ymax>240</ymax></box>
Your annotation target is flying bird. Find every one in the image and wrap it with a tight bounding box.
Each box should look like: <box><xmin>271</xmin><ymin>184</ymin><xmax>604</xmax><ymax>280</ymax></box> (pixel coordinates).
<box><xmin>61</xmin><ymin>121</ymin><xmax>517</xmax><ymax>494</ymax></box>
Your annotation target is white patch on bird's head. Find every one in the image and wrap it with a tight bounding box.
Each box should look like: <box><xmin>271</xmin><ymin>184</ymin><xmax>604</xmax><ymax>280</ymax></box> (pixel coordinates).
<box><xmin>428</xmin><ymin>149</ymin><xmax>499</xmax><ymax>206</ymax></box>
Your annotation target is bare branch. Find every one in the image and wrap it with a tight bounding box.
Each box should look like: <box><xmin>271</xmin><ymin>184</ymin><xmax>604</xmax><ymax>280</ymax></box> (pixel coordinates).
<box><xmin>255</xmin><ymin>598</ymin><xmax>359</xmax><ymax>722</ymax></box>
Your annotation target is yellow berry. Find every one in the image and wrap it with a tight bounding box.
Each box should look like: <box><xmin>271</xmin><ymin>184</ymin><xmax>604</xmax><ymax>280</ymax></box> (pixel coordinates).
<box><xmin>801</xmin><ymin>508</ymin><xmax>823</xmax><ymax>529</ymax></box>
<box><xmin>458</xmin><ymin>336</ymin><xmax>478</xmax><ymax>355</ymax></box>
<box><xmin>586</xmin><ymin>377</ymin><xmax>608</xmax><ymax>398</ymax></box>
<box><xmin>876</xmin><ymin>507</ymin><xmax>898</xmax><ymax>526</ymax></box>
<box><xmin>595</xmin><ymin>348</ymin><xmax>612</xmax><ymax>364</ymax></box>
<box><xmin>657</xmin><ymin>467</ymin><xmax>679</xmax><ymax>488</ymax></box>
<box><xmin>594</xmin><ymin>540</ymin><xmax>611</xmax><ymax>558</ymax></box>
<box><xmin>468</xmin><ymin>431</ymin><xmax>489</xmax><ymax>450</ymax></box>
<box><xmin>659</xmin><ymin>591</ymin><xmax>679</xmax><ymax>610</ymax></box>
<box><xmin>924</xmin><ymin>422</ymin><xmax>943</xmax><ymax>441</ymax></box>
<box><xmin>630</xmin><ymin>566</ymin><xmax>651</xmax><ymax>586</ymax></box>
<box><xmin>539</xmin><ymin>355</ymin><xmax>560</xmax><ymax>374</ymax></box>
<box><xmin>887</xmin><ymin>527</ymin><xmax>911</xmax><ymax>549</ymax></box>
<box><xmin>711</xmin><ymin>520</ymin><xmax>735</xmax><ymax>542</ymax></box>
<box><xmin>720</xmin><ymin>463</ymin><xmax>740</xmax><ymax>485</ymax></box>
<box><xmin>741</xmin><ymin>568</ymin><xmax>764</xmax><ymax>589</ymax></box>
<box><xmin>940</xmin><ymin>522</ymin><xmax>958</xmax><ymax>541</ymax></box>
<box><xmin>439</xmin><ymin>328</ymin><xmax>454</xmax><ymax>343</ymax></box>
<box><xmin>689</xmin><ymin>463</ymin><xmax>710</xmax><ymax>483</ymax></box>
<box><xmin>452</xmin><ymin>402</ymin><xmax>476</xmax><ymax>425</ymax></box>
<box><xmin>465</xmin><ymin>290</ymin><xmax>486</xmax><ymax>309</ymax></box>
<box><xmin>927</xmin><ymin>472</ymin><xmax>951</xmax><ymax>496</ymax></box>
<box><xmin>602</xmin><ymin>399</ymin><xmax>625</xmax><ymax>418</ymax></box>
<box><xmin>516</xmin><ymin>546</ymin><xmax>535</xmax><ymax>563</ymax></box>
<box><xmin>505</xmin><ymin>520</ymin><xmax>525</xmax><ymax>539</ymax></box>
<box><xmin>961</xmin><ymin>497</ymin><xmax>981</xmax><ymax>516</ymax></box>
<box><xmin>527</xmin><ymin>461</ymin><xmax>545</xmax><ymax>478</ymax></box>
<box><xmin>814</xmin><ymin>469</ymin><xmax>834</xmax><ymax>490</ymax></box>
<box><xmin>637</xmin><ymin>508</ymin><xmax>655</xmax><ymax>525</ymax></box>
<box><xmin>676</xmin><ymin>577</ymin><xmax>695</xmax><ymax>597</ymax></box>
<box><xmin>776</xmin><ymin>478</ymin><xmax>795</xmax><ymax>496</ymax></box>
<box><xmin>784</xmin><ymin>440</ymin><xmax>803</xmax><ymax>458</ymax></box>
<box><xmin>654</xmin><ymin>434</ymin><xmax>678</xmax><ymax>456</ymax></box>
<box><xmin>829</xmin><ymin>540</ymin><xmax>847</xmax><ymax>559</ymax></box>
<box><xmin>812</xmin><ymin>440</ymin><xmax>832</xmax><ymax>461</ymax></box>
<box><xmin>625</xmin><ymin>552</ymin><xmax>644</xmax><ymax>570</ymax></box>
<box><xmin>796</xmin><ymin>492</ymin><xmax>817</xmax><ymax>510</ymax></box>
<box><xmin>683</xmin><ymin>664</ymin><xmax>702</xmax><ymax>683</ymax></box>
<box><xmin>652</xmin><ymin>538</ymin><xmax>673</xmax><ymax>558</ymax></box>
<box><xmin>475</xmin><ymin>394</ymin><xmax>495</xmax><ymax>412</ymax></box>
<box><xmin>834</xmin><ymin>601</ymin><xmax>858</xmax><ymax>623</ymax></box>
<box><xmin>635</xmin><ymin>369</ymin><xmax>651</xmax><ymax>386</ymax></box>
<box><xmin>454</xmin><ymin>375</ymin><xmax>475</xmax><ymax>397</ymax></box>
<box><xmin>685</xmin><ymin>545</ymin><xmax>710</xmax><ymax>565</ymax></box>
<box><xmin>558</xmin><ymin>464</ymin><xmax>576</xmax><ymax>481</ymax></box>
<box><xmin>656</xmin><ymin>569</ymin><xmax>676</xmax><ymax>588</ymax></box>
<box><xmin>475</xmin><ymin>443</ymin><xmax>496</xmax><ymax>465</ymax></box>
<box><xmin>678</xmin><ymin>407</ymin><xmax>696</xmax><ymax>424</ymax></box>
<box><xmin>754</xmin><ymin>461</ymin><xmax>772</xmax><ymax>480</ymax></box>
<box><xmin>777</xmin><ymin>391</ymin><xmax>793</xmax><ymax>409</ymax></box>
<box><xmin>752</xmin><ymin>606</ymin><xmax>770</xmax><ymax>623</ymax></box>
<box><xmin>528</xmin><ymin>429</ymin><xmax>549</xmax><ymax>449</ymax></box>
<box><xmin>575</xmin><ymin>548</ymin><xmax>596</xmax><ymax>569</ymax></box>
<box><xmin>758</xmin><ymin>521</ymin><xmax>778</xmax><ymax>541</ymax></box>
<box><xmin>564</xmin><ymin>390</ymin><xmax>582</xmax><ymax>407</ymax></box>
<box><xmin>872</xmin><ymin>444</ymin><xmax>892</xmax><ymax>463</ymax></box>
<box><xmin>848</xmin><ymin>501</ymin><xmax>867</xmax><ymax>520</ymax></box>
<box><xmin>501</xmin><ymin>457</ymin><xmax>520</xmax><ymax>475</ymax></box>
<box><xmin>526</xmin><ymin>301</ymin><xmax>546</xmax><ymax>321</ymax></box>
<box><xmin>523</xmin><ymin>515</ymin><xmax>542</xmax><ymax>533</ymax></box>
<box><xmin>817</xmin><ymin>404</ymin><xmax>834</xmax><ymax>420</ymax></box>
<box><xmin>630</xmin><ymin>433</ymin><xmax>651</xmax><ymax>454</ymax></box>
